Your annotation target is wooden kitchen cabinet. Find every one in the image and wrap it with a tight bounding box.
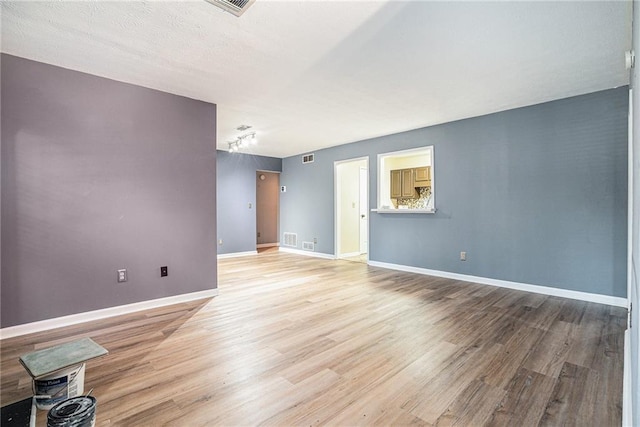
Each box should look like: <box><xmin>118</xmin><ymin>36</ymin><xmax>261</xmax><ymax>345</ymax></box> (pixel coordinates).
<box><xmin>414</xmin><ymin>166</ymin><xmax>431</xmax><ymax>187</ymax></box>
<box><xmin>401</xmin><ymin>168</ymin><xmax>416</xmax><ymax>197</ymax></box>
<box><xmin>390</xmin><ymin>168</ymin><xmax>418</xmax><ymax>199</ymax></box>
<box><xmin>390</xmin><ymin>169</ymin><xmax>402</xmax><ymax>198</ymax></box>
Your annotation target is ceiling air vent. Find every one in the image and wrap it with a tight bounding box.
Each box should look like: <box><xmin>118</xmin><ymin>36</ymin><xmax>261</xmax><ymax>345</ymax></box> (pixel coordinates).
<box><xmin>204</xmin><ymin>0</ymin><xmax>256</xmax><ymax>17</ymax></box>
<box><xmin>302</xmin><ymin>154</ymin><xmax>315</xmax><ymax>164</ymax></box>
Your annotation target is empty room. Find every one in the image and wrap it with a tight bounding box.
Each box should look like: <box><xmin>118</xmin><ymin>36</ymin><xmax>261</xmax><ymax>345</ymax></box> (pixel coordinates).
<box><xmin>1</xmin><ymin>1</ymin><xmax>639</xmax><ymax>426</ymax></box>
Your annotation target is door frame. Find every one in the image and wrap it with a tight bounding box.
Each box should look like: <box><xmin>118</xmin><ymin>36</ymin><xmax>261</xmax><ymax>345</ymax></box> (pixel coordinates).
<box><xmin>628</xmin><ymin>88</ymin><xmax>633</xmax><ymax>314</ymax></box>
<box><xmin>334</xmin><ymin>156</ymin><xmax>369</xmax><ymax>259</ymax></box>
<box><xmin>255</xmin><ymin>169</ymin><xmax>281</xmax><ymax>249</ymax></box>
<box><xmin>359</xmin><ymin>166</ymin><xmax>369</xmax><ymax>254</ymax></box>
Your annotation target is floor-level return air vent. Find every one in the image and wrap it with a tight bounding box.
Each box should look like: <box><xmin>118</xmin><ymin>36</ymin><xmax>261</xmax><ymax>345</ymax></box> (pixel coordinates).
<box><xmin>302</xmin><ymin>242</ymin><xmax>315</xmax><ymax>251</ymax></box>
<box><xmin>283</xmin><ymin>232</ymin><xmax>297</xmax><ymax>247</ymax></box>
<box><xmin>204</xmin><ymin>0</ymin><xmax>256</xmax><ymax>17</ymax></box>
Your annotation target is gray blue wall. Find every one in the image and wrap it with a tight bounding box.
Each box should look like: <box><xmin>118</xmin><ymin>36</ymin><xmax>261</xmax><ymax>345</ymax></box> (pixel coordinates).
<box><xmin>217</xmin><ymin>150</ymin><xmax>281</xmax><ymax>254</ymax></box>
<box><xmin>281</xmin><ymin>87</ymin><xmax>628</xmax><ymax>298</ymax></box>
<box><xmin>1</xmin><ymin>54</ymin><xmax>218</xmax><ymax>328</ymax></box>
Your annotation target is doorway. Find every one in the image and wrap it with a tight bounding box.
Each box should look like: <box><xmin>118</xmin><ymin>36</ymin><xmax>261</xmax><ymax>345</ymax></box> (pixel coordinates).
<box><xmin>256</xmin><ymin>171</ymin><xmax>280</xmax><ymax>251</ymax></box>
<box><xmin>335</xmin><ymin>157</ymin><xmax>369</xmax><ymax>262</ymax></box>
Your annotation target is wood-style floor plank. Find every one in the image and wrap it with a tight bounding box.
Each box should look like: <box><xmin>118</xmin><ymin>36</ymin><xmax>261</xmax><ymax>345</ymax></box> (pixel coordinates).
<box><xmin>0</xmin><ymin>250</ymin><xmax>627</xmax><ymax>426</ymax></box>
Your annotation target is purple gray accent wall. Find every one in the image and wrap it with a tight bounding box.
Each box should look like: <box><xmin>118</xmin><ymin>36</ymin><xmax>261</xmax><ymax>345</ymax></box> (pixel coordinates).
<box><xmin>0</xmin><ymin>53</ymin><xmax>3</xmax><ymax>316</ymax></box>
<box><xmin>1</xmin><ymin>54</ymin><xmax>217</xmax><ymax>328</ymax></box>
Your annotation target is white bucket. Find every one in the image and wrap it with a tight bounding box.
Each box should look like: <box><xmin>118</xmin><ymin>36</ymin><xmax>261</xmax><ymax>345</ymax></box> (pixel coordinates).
<box><xmin>47</xmin><ymin>396</ymin><xmax>97</xmax><ymax>427</ymax></box>
<box><xmin>32</xmin><ymin>363</ymin><xmax>85</xmax><ymax>410</ymax></box>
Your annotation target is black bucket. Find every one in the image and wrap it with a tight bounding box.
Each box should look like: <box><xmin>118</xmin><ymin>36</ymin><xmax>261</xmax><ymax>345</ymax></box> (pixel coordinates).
<box><xmin>47</xmin><ymin>396</ymin><xmax>96</xmax><ymax>427</ymax></box>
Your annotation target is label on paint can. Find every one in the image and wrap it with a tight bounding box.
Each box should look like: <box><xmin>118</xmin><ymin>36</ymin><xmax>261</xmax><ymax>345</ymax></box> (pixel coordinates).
<box><xmin>34</xmin><ymin>376</ymin><xmax>69</xmax><ymax>407</ymax></box>
<box><xmin>33</xmin><ymin>364</ymin><xmax>85</xmax><ymax>410</ymax></box>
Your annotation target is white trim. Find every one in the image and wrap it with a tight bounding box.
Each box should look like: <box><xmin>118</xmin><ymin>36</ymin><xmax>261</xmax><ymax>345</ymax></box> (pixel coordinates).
<box><xmin>367</xmin><ymin>260</ymin><xmax>628</xmax><ymax>308</ymax></box>
<box><xmin>377</xmin><ymin>145</ymin><xmax>435</xmax><ymax>211</ymax></box>
<box><xmin>623</xmin><ymin>329</ymin><xmax>633</xmax><ymax>427</ymax></box>
<box><xmin>334</xmin><ymin>156</ymin><xmax>369</xmax><ymax>259</ymax></box>
<box><xmin>217</xmin><ymin>250</ymin><xmax>257</xmax><ymax>259</ymax></box>
<box><xmin>359</xmin><ymin>166</ymin><xmax>369</xmax><ymax>255</ymax></box>
<box><xmin>371</xmin><ymin>208</ymin><xmax>436</xmax><ymax>214</ymax></box>
<box><xmin>338</xmin><ymin>252</ymin><xmax>361</xmax><ymax>259</ymax></box>
<box><xmin>279</xmin><ymin>247</ymin><xmax>336</xmax><ymax>260</ymax></box>
<box><xmin>629</xmin><ymin>88</ymin><xmax>634</xmax><ymax>312</ymax></box>
<box><xmin>256</xmin><ymin>243</ymin><xmax>279</xmax><ymax>249</ymax></box>
<box><xmin>0</xmin><ymin>289</ymin><xmax>219</xmax><ymax>340</ymax></box>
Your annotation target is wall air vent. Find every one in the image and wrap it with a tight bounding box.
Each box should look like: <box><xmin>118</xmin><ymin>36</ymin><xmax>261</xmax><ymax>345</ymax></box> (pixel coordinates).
<box><xmin>302</xmin><ymin>242</ymin><xmax>315</xmax><ymax>251</ymax></box>
<box><xmin>204</xmin><ymin>0</ymin><xmax>256</xmax><ymax>17</ymax></box>
<box><xmin>283</xmin><ymin>232</ymin><xmax>297</xmax><ymax>247</ymax></box>
<box><xmin>302</xmin><ymin>154</ymin><xmax>315</xmax><ymax>164</ymax></box>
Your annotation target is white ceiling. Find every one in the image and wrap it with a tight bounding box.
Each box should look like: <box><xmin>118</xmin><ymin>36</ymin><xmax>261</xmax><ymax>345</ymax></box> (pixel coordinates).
<box><xmin>1</xmin><ymin>1</ymin><xmax>632</xmax><ymax>158</ymax></box>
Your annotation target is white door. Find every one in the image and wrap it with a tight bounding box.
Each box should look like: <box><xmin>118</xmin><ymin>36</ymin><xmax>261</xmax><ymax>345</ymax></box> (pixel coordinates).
<box><xmin>359</xmin><ymin>167</ymin><xmax>368</xmax><ymax>254</ymax></box>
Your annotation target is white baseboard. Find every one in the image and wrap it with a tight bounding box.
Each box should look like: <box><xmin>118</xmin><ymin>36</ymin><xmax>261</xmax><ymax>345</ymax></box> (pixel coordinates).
<box><xmin>0</xmin><ymin>288</ymin><xmax>219</xmax><ymax>340</ymax></box>
<box><xmin>256</xmin><ymin>243</ymin><xmax>279</xmax><ymax>248</ymax></box>
<box><xmin>279</xmin><ymin>247</ymin><xmax>336</xmax><ymax>260</ymax></box>
<box><xmin>622</xmin><ymin>329</ymin><xmax>633</xmax><ymax>426</ymax></box>
<box><xmin>367</xmin><ymin>260</ymin><xmax>627</xmax><ymax>308</ymax></box>
<box><xmin>338</xmin><ymin>252</ymin><xmax>361</xmax><ymax>259</ymax></box>
<box><xmin>217</xmin><ymin>250</ymin><xmax>257</xmax><ymax>259</ymax></box>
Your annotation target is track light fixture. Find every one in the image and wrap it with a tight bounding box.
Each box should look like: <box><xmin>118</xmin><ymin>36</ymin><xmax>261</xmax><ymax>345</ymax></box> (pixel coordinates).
<box><xmin>228</xmin><ymin>132</ymin><xmax>258</xmax><ymax>153</ymax></box>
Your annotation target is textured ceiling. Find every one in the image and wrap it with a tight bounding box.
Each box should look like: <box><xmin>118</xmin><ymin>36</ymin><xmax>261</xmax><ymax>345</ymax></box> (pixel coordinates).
<box><xmin>1</xmin><ymin>1</ymin><xmax>632</xmax><ymax>158</ymax></box>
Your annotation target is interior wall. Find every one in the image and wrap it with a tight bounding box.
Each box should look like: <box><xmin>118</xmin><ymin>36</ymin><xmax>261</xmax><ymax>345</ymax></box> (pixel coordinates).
<box><xmin>256</xmin><ymin>171</ymin><xmax>279</xmax><ymax>245</ymax></box>
<box><xmin>1</xmin><ymin>54</ymin><xmax>218</xmax><ymax>328</ymax></box>
<box><xmin>0</xmin><ymin>48</ymin><xmax>3</xmax><ymax>312</ymax></box>
<box><xmin>281</xmin><ymin>87</ymin><xmax>628</xmax><ymax>297</ymax></box>
<box><xmin>217</xmin><ymin>150</ymin><xmax>281</xmax><ymax>255</ymax></box>
<box><xmin>386</xmin><ymin>153</ymin><xmax>430</xmax><ymax>170</ymax></box>
<box><xmin>630</xmin><ymin>2</ymin><xmax>639</xmax><ymax>423</ymax></box>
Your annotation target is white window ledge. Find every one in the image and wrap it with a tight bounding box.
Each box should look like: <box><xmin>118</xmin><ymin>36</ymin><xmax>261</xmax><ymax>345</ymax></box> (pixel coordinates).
<box><xmin>372</xmin><ymin>208</ymin><xmax>436</xmax><ymax>214</ymax></box>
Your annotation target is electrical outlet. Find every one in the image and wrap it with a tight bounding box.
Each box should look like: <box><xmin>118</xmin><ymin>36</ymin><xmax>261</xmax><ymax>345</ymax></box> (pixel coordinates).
<box><xmin>257</xmin><ymin>232</ymin><xmax>261</xmax><ymax>238</ymax></box>
<box><xmin>161</xmin><ymin>266</ymin><xmax>168</xmax><ymax>277</ymax></box>
<box><xmin>313</xmin><ymin>237</ymin><xmax>317</xmax><ymax>244</ymax></box>
<box><xmin>218</xmin><ymin>239</ymin><xmax>223</xmax><ymax>245</ymax></box>
<box><xmin>117</xmin><ymin>269</ymin><xmax>127</xmax><ymax>283</ymax></box>
<box><xmin>248</xmin><ymin>202</ymin><xmax>252</xmax><ymax>209</ymax></box>
<box><xmin>460</xmin><ymin>251</ymin><xmax>467</xmax><ymax>261</ymax></box>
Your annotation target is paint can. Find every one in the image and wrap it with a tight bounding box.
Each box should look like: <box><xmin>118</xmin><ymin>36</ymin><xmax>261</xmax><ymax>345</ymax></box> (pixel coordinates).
<box><xmin>47</xmin><ymin>396</ymin><xmax>97</xmax><ymax>427</ymax></box>
<box><xmin>33</xmin><ymin>364</ymin><xmax>85</xmax><ymax>410</ymax></box>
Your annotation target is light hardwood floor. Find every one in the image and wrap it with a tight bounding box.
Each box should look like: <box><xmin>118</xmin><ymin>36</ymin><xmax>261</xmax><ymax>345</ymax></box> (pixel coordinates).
<box><xmin>1</xmin><ymin>251</ymin><xmax>627</xmax><ymax>426</ymax></box>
